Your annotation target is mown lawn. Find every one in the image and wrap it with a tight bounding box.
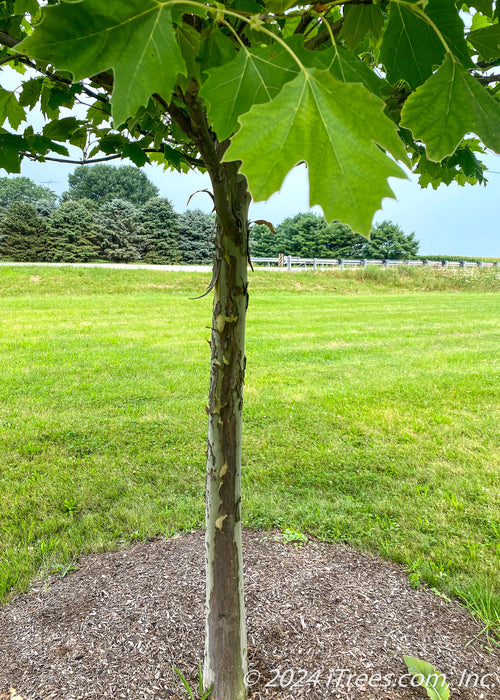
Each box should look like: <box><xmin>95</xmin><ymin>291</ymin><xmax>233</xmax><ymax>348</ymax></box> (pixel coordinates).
<box><xmin>0</xmin><ymin>266</ymin><xmax>498</xmax><ymax>636</ymax></box>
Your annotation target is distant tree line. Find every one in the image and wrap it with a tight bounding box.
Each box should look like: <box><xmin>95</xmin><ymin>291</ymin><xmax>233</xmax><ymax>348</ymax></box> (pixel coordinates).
<box><xmin>1</xmin><ymin>167</ymin><xmax>419</xmax><ymax>264</ymax></box>
<box><xmin>0</xmin><ymin>166</ymin><xmax>215</xmax><ymax>264</ymax></box>
<box><xmin>250</xmin><ymin>213</ymin><xmax>419</xmax><ymax>260</ymax></box>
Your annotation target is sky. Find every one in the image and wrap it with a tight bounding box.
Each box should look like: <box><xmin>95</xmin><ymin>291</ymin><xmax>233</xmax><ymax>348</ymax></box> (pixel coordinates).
<box><xmin>1</xmin><ymin>68</ymin><xmax>499</xmax><ymax>258</ymax></box>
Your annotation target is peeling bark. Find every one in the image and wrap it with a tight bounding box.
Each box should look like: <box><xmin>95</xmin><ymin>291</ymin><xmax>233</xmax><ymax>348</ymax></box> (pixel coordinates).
<box><xmin>203</xmin><ymin>160</ymin><xmax>251</xmax><ymax>700</ymax></box>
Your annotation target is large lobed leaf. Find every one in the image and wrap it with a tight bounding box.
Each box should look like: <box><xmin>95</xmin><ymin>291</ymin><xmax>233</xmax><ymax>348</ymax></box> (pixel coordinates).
<box><xmin>200</xmin><ymin>41</ymin><xmax>300</xmax><ymax>141</ymax></box>
<box><xmin>380</xmin><ymin>0</ymin><xmax>470</xmax><ymax>89</ymax></box>
<box><xmin>19</xmin><ymin>0</ymin><xmax>186</xmax><ymax>124</ymax></box>
<box><xmin>401</xmin><ymin>55</ymin><xmax>500</xmax><ymax>161</ymax></box>
<box><xmin>225</xmin><ymin>69</ymin><xmax>409</xmax><ymax>236</ymax></box>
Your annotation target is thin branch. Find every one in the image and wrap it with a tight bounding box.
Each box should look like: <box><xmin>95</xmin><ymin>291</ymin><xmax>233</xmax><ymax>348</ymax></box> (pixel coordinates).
<box><xmin>0</xmin><ymin>52</ymin><xmax>23</xmax><ymax>66</ymax></box>
<box><xmin>23</xmin><ymin>145</ymin><xmax>204</xmax><ymax>167</ymax></box>
<box><xmin>0</xmin><ymin>30</ymin><xmax>20</xmax><ymax>49</ymax></box>
<box><xmin>474</xmin><ymin>72</ymin><xmax>500</xmax><ymax>85</ymax></box>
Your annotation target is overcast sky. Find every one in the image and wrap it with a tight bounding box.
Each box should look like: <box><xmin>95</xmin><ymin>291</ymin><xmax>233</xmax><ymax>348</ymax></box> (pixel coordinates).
<box><xmin>2</xmin><ymin>68</ymin><xmax>499</xmax><ymax>258</ymax></box>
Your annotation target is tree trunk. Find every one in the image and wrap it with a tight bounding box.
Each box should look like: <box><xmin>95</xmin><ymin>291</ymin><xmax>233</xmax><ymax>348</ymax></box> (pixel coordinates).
<box><xmin>203</xmin><ymin>160</ymin><xmax>251</xmax><ymax>700</ymax></box>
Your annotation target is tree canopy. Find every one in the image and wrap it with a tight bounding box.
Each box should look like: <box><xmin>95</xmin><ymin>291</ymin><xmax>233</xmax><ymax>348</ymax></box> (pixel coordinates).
<box><xmin>1</xmin><ymin>1</ymin><xmax>498</xmax><ymax>233</ymax></box>
<box><xmin>0</xmin><ymin>175</ymin><xmax>58</xmax><ymax>209</ymax></box>
<box><xmin>63</xmin><ymin>164</ymin><xmax>159</xmax><ymax>205</ymax></box>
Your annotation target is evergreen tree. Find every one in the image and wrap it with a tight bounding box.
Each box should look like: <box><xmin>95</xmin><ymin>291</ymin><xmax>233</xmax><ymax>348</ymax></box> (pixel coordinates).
<box><xmin>361</xmin><ymin>220</ymin><xmax>419</xmax><ymax>259</ymax></box>
<box><xmin>63</xmin><ymin>164</ymin><xmax>159</xmax><ymax>205</ymax></box>
<box><xmin>0</xmin><ymin>202</ymin><xmax>48</xmax><ymax>261</ymax></box>
<box><xmin>178</xmin><ymin>209</ymin><xmax>215</xmax><ymax>264</ymax></box>
<box><xmin>0</xmin><ymin>176</ymin><xmax>58</xmax><ymax>209</ymax></box>
<box><xmin>96</xmin><ymin>198</ymin><xmax>141</xmax><ymax>262</ymax></box>
<box><xmin>138</xmin><ymin>197</ymin><xmax>180</xmax><ymax>263</ymax></box>
<box><xmin>249</xmin><ymin>223</ymin><xmax>277</xmax><ymax>257</ymax></box>
<box><xmin>45</xmin><ymin>199</ymin><xmax>99</xmax><ymax>262</ymax></box>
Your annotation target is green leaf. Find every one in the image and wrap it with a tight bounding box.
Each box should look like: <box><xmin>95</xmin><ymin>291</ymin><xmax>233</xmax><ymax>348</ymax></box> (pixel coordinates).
<box><xmin>122</xmin><ymin>142</ymin><xmax>149</xmax><ymax>167</ymax></box>
<box><xmin>225</xmin><ymin>69</ymin><xmax>409</xmax><ymax>235</ymax></box>
<box><xmin>0</xmin><ymin>88</ymin><xmax>25</xmax><ymax>129</ymax></box>
<box><xmin>404</xmin><ymin>656</ymin><xmax>450</xmax><ymax>700</ymax></box>
<box><xmin>401</xmin><ymin>55</ymin><xmax>500</xmax><ymax>161</ymax></box>
<box><xmin>468</xmin><ymin>23</ymin><xmax>500</xmax><ymax>60</ymax></box>
<box><xmin>177</xmin><ymin>23</ymin><xmax>202</xmax><ymax>84</ymax></box>
<box><xmin>380</xmin><ymin>0</ymin><xmax>470</xmax><ymax>89</ymax></box>
<box><xmin>198</xmin><ymin>30</ymin><xmax>238</xmax><ymax>73</ymax></box>
<box><xmin>340</xmin><ymin>4</ymin><xmax>384</xmax><ymax>50</ymax></box>
<box><xmin>42</xmin><ymin>116</ymin><xmax>83</xmax><ymax>141</ymax></box>
<box><xmin>19</xmin><ymin>0</ymin><xmax>186</xmax><ymax>124</ymax></box>
<box><xmin>200</xmin><ymin>41</ymin><xmax>300</xmax><ymax>140</ymax></box>
<box><xmin>325</xmin><ymin>46</ymin><xmax>386</xmax><ymax>97</ymax></box>
<box><xmin>0</xmin><ymin>132</ymin><xmax>27</xmax><ymax>173</ymax></box>
<box><xmin>18</xmin><ymin>77</ymin><xmax>42</xmax><ymax>108</ymax></box>
<box><xmin>14</xmin><ymin>0</ymin><xmax>39</xmax><ymax>16</ymax></box>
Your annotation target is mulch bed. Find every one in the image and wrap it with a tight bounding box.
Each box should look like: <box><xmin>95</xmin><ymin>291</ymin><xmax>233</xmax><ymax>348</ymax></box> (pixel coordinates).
<box><xmin>1</xmin><ymin>529</ymin><xmax>499</xmax><ymax>700</ymax></box>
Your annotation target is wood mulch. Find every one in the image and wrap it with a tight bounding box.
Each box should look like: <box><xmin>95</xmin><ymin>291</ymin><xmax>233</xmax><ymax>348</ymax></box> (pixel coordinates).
<box><xmin>1</xmin><ymin>529</ymin><xmax>499</xmax><ymax>700</ymax></box>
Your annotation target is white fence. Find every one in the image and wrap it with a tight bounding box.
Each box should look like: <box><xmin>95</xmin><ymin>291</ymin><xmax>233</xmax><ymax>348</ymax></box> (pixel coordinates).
<box><xmin>251</xmin><ymin>256</ymin><xmax>498</xmax><ymax>271</ymax></box>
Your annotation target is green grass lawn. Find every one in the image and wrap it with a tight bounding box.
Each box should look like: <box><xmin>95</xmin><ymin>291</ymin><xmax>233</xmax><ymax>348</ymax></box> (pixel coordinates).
<box><xmin>0</xmin><ymin>266</ymin><xmax>499</xmax><ymax>637</ymax></box>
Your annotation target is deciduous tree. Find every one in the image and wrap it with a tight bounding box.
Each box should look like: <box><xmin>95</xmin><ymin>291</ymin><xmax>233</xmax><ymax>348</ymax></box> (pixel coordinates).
<box><xmin>63</xmin><ymin>164</ymin><xmax>159</xmax><ymax>205</ymax></box>
<box><xmin>0</xmin><ymin>176</ymin><xmax>58</xmax><ymax>209</ymax></box>
<box><xmin>1</xmin><ymin>1</ymin><xmax>499</xmax><ymax>698</ymax></box>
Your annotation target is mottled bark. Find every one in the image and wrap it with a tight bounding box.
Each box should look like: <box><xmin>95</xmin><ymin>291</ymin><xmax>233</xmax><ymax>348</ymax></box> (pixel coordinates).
<box><xmin>203</xmin><ymin>160</ymin><xmax>251</xmax><ymax>700</ymax></box>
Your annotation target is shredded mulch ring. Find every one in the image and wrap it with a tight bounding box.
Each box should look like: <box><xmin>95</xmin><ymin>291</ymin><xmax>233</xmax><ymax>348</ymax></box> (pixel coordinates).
<box><xmin>1</xmin><ymin>529</ymin><xmax>499</xmax><ymax>700</ymax></box>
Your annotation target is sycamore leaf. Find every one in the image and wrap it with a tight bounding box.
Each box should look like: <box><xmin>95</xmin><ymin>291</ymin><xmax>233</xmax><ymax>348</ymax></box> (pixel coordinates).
<box><xmin>0</xmin><ymin>88</ymin><xmax>25</xmax><ymax>129</ymax></box>
<box><xmin>14</xmin><ymin>0</ymin><xmax>39</xmax><ymax>16</ymax></box>
<box><xmin>381</xmin><ymin>0</ymin><xmax>470</xmax><ymax>89</ymax></box>
<box><xmin>404</xmin><ymin>657</ymin><xmax>450</xmax><ymax>700</ymax></box>
<box><xmin>340</xmin><ymin>4</ymin><xmax>384</xmax><ymax>50</ymax></box>
<box><xmin>401</xmin><ymin>55</ymin><xmax>500</xmax><ymax>161</ymax></box>
<box><xmin>0</xmin><ymin>133</ymin><xmax>27</xmax><ymax>172</ymax></box>
<box><xmin>319</xmin><ymin>46</ymin><xmax>386</xmax><ymax>97</ymax></box>
<box><xmin>225</xmin><ymin>69</ymin><xmax>409</xmax><ymax>235</ymax></box>
<box><xmin>122</xmin><ymin>142</ymin><xmax>149</xmax><ymax>167</ymax></box>
<box><xmin>200</xmin><ymin>42</ymin><xmax>300</xmax><ymax>140</ymax></box>
<box><xmin>18</xmin><ymin>78</ymin><xmax>42</xmax><ymax>109</ymax></box>
<box><xmin>19</xmin><ymin>0</ymin><xmax>186</xmax><ymax>124</ymax></box>
<box><xmin>42</xmin><ymin>116</ymin><xmax>83</xmax><ymax>142</ymax></box>
<box><xmin>468</xmin><ymin>23</ymin><xmax>500</xmax><ymax>60</ymax></box>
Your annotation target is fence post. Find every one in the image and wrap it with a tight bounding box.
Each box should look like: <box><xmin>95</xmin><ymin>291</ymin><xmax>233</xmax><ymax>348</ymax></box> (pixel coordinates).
<box><xmin>313</xmin><ymin>258</ymin><xmax>317</xmax><ymax>270</ymax></box>
<box><xmin>460</xmin><ymin>260</ymin><xmax>466</xmax><ymax>268</ymax></box>
<box><xmin>339</xmin><ymin>258</ymin><xmax>344</xmax><ymax>270</ymax></box>
<box><xmin>443</xmin><ymin>260</ymin><xmax>448</xmax><ymax>269</ymax></box>
<box><xmin>479</xmin><ymin>261</ymin><xmax>484</xmax><ymax>269</ymax></box>
<box><xmin>384</xmin><ymin>259</ymin><xmax>389</xmax><ymax>269</ymax></box>
<box><xmin>362</xmin><ymin>259</ymin><xmax>367</xmax><ymax>269</ymax></box>
<box><xmin>287</xmin><ymin>255</ymin><xmax>292</xmax><ymax>271</ymax></box>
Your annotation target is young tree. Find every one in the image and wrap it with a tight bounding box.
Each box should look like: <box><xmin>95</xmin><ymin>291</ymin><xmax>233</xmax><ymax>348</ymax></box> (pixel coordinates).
<box><xmin>0</xmin><ymin>201</ymin><xmax>48</xmax><ymax>261</ymax></box>
<box><xmin>1</xmin><ymin>2</ymin><xmax>499</xmax><ymax>698</ymax></box>
<box><xmin>0</xmin><ymin>176</ymin><xmax>58</xmax><ymax>209</ymax></box>
<box><xmin>138</xmin><ymin>196</ymin><xmax>180</xmax><ymax>263</ymax></box>
<box><xmin>63</xmin><ymin>164</ymin><xmax>159</xmax><ymax>205</ymax></box>
<box><xmin>178</xmin><ymin>209</ymin><xmax>215</xmax><ymax>264</ymax></box>
<box><xmin>96</xmin><ymin>198</ymin><xmax>141</xmax><ymax>262</ymax></box>
<box><xmin>45</xmin><ymin>199</ymin><xmax>99</xmax><ymax>262</ymax></box>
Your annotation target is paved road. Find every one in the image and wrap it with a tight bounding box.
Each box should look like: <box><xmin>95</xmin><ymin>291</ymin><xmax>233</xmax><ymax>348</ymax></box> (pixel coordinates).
<box><xmin>0</xmin><ymin>262</ymin><xmax>214</xmax><ymax>272</ymax></box>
